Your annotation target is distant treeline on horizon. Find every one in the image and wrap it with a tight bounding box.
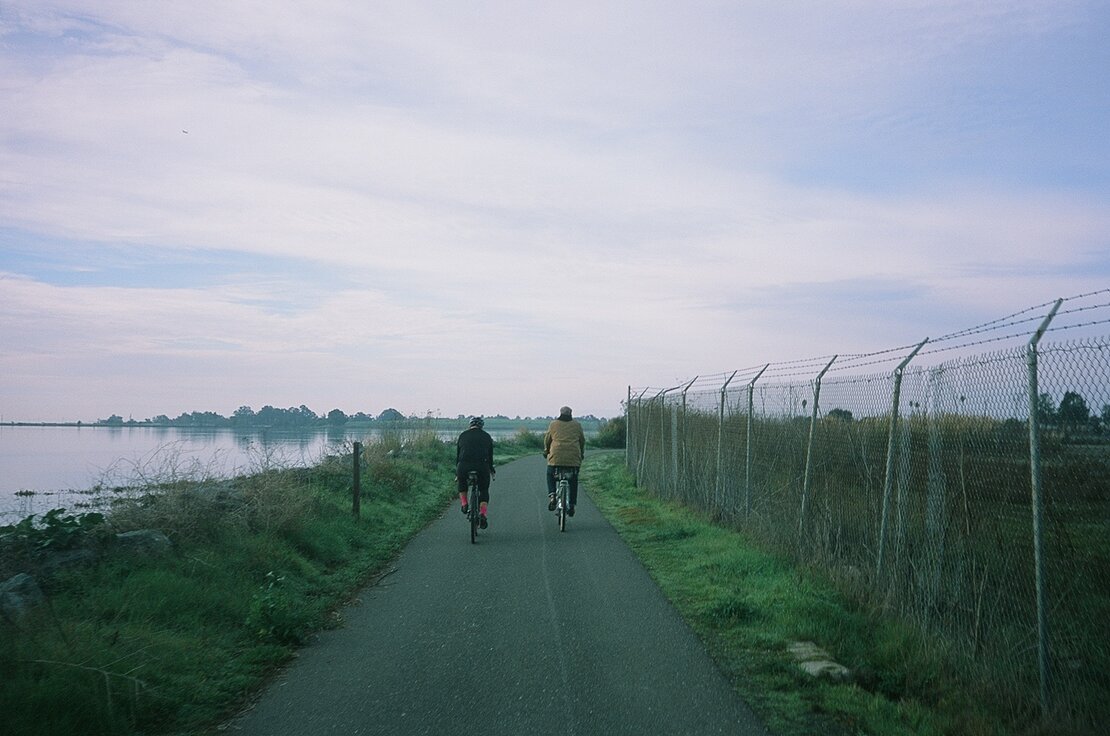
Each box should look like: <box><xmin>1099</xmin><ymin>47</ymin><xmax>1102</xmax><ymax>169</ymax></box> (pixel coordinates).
<box><xmin>69</xmin><ymin>406</ymin><xmax>608</xmax><ymax>430</ymax></box>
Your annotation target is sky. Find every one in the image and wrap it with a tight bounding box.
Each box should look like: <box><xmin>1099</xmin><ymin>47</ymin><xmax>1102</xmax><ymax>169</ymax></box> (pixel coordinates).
<box><xmin>1</xmin><ymin>1</ymin><xmax>1108</xmax><ymax>423</ymax></box>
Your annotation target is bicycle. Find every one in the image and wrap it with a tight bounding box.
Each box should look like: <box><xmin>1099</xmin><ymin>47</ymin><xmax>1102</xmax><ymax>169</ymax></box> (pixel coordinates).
<box><xmin>466</xmin><ymin>470</ymin><xmax>481</xmax><ymax>544</ymax></box>
<box><xmin>553</xmin><ymin>467</ymin><xmax>575</xmax><ymax>532</ymax></box>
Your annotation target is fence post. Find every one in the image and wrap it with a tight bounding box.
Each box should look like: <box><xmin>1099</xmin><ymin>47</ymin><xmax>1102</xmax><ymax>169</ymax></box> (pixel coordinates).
<box><xmin>653</xmin><ymin>387</ymin><xmax>674</xmax><ymax>491</ymax></box>
<box><xmin>799</xmin><ymin>356</ymin><xmax>837</xmax><ymax>546</ymax></box>
<box><xmin>634</xmin><ymin>388</ymin><xmax>650</xmax><ymax>483</ymax></box>
<box><xmin>717</xmin><ymin>370</ymin><xmax>739</xmax><ymax>515</ymax></box>
<box><xmin>745</xmin><ymin>364</ymin><xmax>769</xmax><ymax>517</ymax></box>
<box><xmin>658</xmin><ymin>389</ymin><xmax>667</xmax><ymax>484</ymax></box>
<box><xmin>877</xmin><ymin>338</ymin><xmax>927</xmax><ymax>579</ymax></box>
<box><xmin>1028</xmin><ymin>297</ymin><xmax>1062</xmax><ymax>718</ymax></box>
<box><xmin>625</xmin><ymin>385</ymin><xmax>632</xmax><ymax>468</ymax></box>
<box><xmin>352</xmin><ymin>441</ymin><xmax>362</xmax><ymax>517</ymax></box>
<box><xmin>679</xmin><ymin>376</ymin><xmax>697</xmax><ymax>499</ymax></box>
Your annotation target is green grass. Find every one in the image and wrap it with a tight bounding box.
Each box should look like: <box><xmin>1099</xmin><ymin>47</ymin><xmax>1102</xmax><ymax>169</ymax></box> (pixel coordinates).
<box><xmin>0</xmin><ymin>432</ymin><xmax>475</xmax><ymax>736</ymax></box>
<box><xmin>581</xmin><ymin>453</ymin><xmax>1093</xmax><ymax>736</ymax></box>
<box><xmin>10</xmin><ymin>439</ymin><xmax>1085</xmax><ymax>736</ymax></box>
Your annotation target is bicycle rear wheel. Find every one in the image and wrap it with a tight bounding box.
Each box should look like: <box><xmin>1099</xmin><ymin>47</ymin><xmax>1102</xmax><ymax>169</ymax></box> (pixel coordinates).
<box><xmin>558</xmin><ymin>480</ymin><xmax>567</xmax><ymax>532</ymax></box>
<box><xmin>469</xmin><ymin>483</ymin><xmax>479</xmax><ymax>544</ymax></box>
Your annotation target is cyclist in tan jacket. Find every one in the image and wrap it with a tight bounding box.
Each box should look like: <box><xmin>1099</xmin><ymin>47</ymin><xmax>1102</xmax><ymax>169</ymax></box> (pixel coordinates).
<box><xmin>543</xmin><ymin>406</ymin><xmax>586</xmax><ymax>515</ymax></box>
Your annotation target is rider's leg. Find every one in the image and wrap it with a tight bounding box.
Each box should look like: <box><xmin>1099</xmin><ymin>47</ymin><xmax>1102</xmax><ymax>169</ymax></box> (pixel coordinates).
<box><xmin>478</xmin><ymin>473</ymin><xmax>491</xmax><ymax>527</ymax></box>
<box><xmin>457</xmin><ymin>473</ymin><xmax>469</xmax><ymax>512</ymax></box>
<box><xmin>546</xmin><ymin>465</ymin><xmax>557</xmax><ymax>509</ymax></box>
<box><xmin>546</xmin><ymin>465</ymin><xmax>556</xmax><ymax>494</ymax></box>
<box><xmin>479</xmin><ymin>472</ymin><xmax>491</xmax><ymax>516</ymax></box>
<box><xmin>569</xmin><ymin>469</ymin><xmax>579</xmax><ymax>506</ymax></box>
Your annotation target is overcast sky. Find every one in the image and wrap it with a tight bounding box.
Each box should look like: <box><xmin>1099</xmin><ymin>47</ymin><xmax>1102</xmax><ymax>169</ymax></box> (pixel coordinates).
<box><xmin>2</xmin><ymin>1</ymin><xmax>1108</xmax><ymax>422</ymax></box>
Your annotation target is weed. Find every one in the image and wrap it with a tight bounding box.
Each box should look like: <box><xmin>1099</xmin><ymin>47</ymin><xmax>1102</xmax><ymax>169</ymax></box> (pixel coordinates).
<box><xmin>0</xmin><ymin>434</ymin><xmax>457</xmax><ymax>736</ymax></box>
<box><xmin>580</xmin><ymin>453</ymin><xmax>1029</xmax><ymax>736</ymax></box>
<box><xmin>246</xmin><ymin>572</ymin><xmax>311</xmax><ymax>645</ymax></box>
<box><xmin>511</xmin><ymin>427</ymin><xmax>545</xmax><ymax>449</ymax></box>
<box><xmin>1</xmin><ymin>509</ymin><xmax>107</xmax><ymax>552</ymax></box>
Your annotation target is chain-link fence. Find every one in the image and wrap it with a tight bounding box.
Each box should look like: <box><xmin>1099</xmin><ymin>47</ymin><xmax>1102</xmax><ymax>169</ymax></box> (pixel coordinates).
<box><xmin>626</xmin><ymin>291</ymin><xmax>1110</xmax><ymax>729</ymax></box>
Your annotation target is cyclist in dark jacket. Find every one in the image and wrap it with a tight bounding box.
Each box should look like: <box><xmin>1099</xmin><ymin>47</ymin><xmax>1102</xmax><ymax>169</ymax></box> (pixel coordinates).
<box><xmin>456</xmin><ymin>416</ymin><xmax>495</xmax><ymax>528</ymax></box>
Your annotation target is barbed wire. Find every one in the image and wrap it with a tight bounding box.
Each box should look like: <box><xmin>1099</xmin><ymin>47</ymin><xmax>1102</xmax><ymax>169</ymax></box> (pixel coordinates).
<box><xmin>631</xmin><ymin>291</ymin><xmax>1110</xmax><ymax>395</ymax></box>
<box><xmin>626</xmin><ymin>297</ymin><xmax>1108</xmax><ymax>724</ymax></box>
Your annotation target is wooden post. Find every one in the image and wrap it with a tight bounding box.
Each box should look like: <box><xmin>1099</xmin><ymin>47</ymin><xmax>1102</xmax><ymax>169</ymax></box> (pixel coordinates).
<box><xmin>352</xmin><ymin>441</ymin><xmax>362</xmax><ymax>517</ymax></box>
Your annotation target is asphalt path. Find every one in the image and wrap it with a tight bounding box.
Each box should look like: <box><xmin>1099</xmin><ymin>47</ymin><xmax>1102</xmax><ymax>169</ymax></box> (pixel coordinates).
<box><xmin>228</xmin><ymin>454</ymin><xmax>768</xmax><ymax>736</ymax></box>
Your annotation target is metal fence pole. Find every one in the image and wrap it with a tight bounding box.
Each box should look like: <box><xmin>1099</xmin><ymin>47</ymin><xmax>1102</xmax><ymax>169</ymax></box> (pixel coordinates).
<box><xmin>1028</xmin><ymin>298</ymin><xmax>1062</xmax><ymax>718</ymax></box>
<box><xmin>717</xmin><ymin>370</ymin><xmax>739</xmax><ymax>514</ymax></box>
<box><xmin>659</xmin><ymin>389</ymin><xmax>669</xmax><ymax>491</ymax></box>
<box><xmin>634</xmin><ymin>388</ymin><xmax>649</xmax><ymax>483</ymax></box>
<box><xmin>656</xmin><ymin>387</ymin><xmax>677</xmax><ymax>491</ymax></box>
<box><xmin>745</xmin><ymin>364</ymin><xmax>769</xmax><ymax>517</ymax></box>
<box><xmin>671</xmin><ymin>405</ymin><xmax>679</xmax><ymax>495</ymax></box>
<box><xmin>679</xmin><ymin>376</ymin><xmax>697</xmax><ymax>498</ymax></box>
<box><xmin>877</xmin><ymin>339</ymin><xmax>927</xmax><ymax>579</ymax></box>
<box><xmin>625</xmin><ymin>385</ymin><xmax>631</xmax><ymax>468</ymax></box>
<box><xmin>799</xmin><ymin>356</ymin><xmax>837</xmax><ymax>546</ymax></box>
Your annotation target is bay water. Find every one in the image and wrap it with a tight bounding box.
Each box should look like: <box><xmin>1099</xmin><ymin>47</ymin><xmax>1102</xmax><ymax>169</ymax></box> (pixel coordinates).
<box><xmin>0</xmin><ymin>424</ymin><xmax>515</xmax><ymax>523</ymax></box>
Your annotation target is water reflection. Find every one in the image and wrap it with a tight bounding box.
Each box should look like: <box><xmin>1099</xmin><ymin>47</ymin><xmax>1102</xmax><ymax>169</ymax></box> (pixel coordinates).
<box><xmin>1</xmin><ymin>424</ymin><xmax>542</xmax><ymax>523</ymax></box>
<box><xmin>0</xmin><ymin>425</ymin><xmax>450</xmax><ymax>523</ymax></box>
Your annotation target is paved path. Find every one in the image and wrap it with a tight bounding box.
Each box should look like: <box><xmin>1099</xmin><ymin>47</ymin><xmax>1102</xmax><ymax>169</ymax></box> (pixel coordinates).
<box><xmin>228</xmin><ymin>454</ymin><xmax>767</xmax><ymax>736</ymax></box>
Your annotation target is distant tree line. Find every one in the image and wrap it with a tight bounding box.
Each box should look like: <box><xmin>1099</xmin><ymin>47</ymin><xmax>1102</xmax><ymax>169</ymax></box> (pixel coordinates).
<box><xmin>97</xmin><ymin>406</ymin><xmax>413</xmax><ymax>428</ymax></box>
<box><xmin>819</xmin><ymin>389</ymin><xmax>1109</xmax><ymax>437</ymax></box>
<box><xmin>1036</xmin><ymin>391</ymin><xmax>1110</xmax><ymax>435</ymax></box>
<box><xmin>94</xmin><ymin>407</ymin><xmax>608</xmax><ymax>429</ymax></box>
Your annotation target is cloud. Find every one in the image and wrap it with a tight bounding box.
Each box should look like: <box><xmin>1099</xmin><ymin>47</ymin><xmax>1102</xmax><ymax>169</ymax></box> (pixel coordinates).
<box><xmin>1</xmin><ymin>1</ymin><xmax>1107</xmax><ymax>421</ymax></box>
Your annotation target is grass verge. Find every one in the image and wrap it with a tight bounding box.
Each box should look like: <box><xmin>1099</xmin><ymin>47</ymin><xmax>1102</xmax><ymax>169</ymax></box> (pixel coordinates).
<box><xmin>2</xmin><ymin>432</ymin><xmax>542</xmax><ymax>736</ymax></box>
<box><xmin>581</xmin><ymin>453</ymin><xmax>1078</xmax><ymax>736</ymax></box>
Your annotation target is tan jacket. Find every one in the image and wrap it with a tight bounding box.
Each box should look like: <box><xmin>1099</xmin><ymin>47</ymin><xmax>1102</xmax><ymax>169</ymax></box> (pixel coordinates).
<box><xmin>544</xmin><ymin>417</ymin><xmax>585</xmax><ymax>466</ymax></box>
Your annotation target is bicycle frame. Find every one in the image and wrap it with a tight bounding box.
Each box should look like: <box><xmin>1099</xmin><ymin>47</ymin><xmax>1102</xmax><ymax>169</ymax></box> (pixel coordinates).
<box><xmin>553</xmin><ymin>467</ymin><xmax>575</xmax><ymax>532</ymax></box>
<box><xmin>467</xmin><ymin>471</ymin><xmax>480</xmax><ymax>544</ymax></box>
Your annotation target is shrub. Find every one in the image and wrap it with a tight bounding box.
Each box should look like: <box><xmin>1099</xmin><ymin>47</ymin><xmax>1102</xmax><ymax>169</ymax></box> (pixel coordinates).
<box><xmin>592</xmin><ymin>417</ymin><xmax>626</xmax><ymax>448</ymax></box>
<box><xmin>237</xmin><ymin>471</ymin><xmax>313</xmax><ymax>535</ymax></box>
<box><xmin>402</xmin><ymin>430</ymin><xmax>451</xmax><ymax>464</ymax></box>
<box><xmin>367</xmin><ymin>459</ymin><xmax>411</xmax><ymax>495</ymax></box>
<box><xmin>246</xmin><ymin>571</ymin><xmax>311</xmax><ymax>644</ymax></box>
<box><xmin>511</xmin><ymin>427</ymin><xmax>545</xmax><ymax>449</ymax></box>
<box><xmin>0</xmin><ymin>509</ymin><xmax>107</xmax><ymax>553</ymax></box>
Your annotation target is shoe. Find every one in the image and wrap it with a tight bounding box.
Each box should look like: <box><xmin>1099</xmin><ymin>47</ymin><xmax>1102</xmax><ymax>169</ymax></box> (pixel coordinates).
<box><xmin>567</xmin><ymin>505</ymin><xmax>575</xmax><ymax>517</ymax></box>
<box><xmin>548</xmin><ymin>494</ymin><xmax>557</xmax><ymax>511</ymax></box>
<box><xmin>479</xmin><ymin>515</ymin><xmax>488</xmax><ymax>529</ymax></box>
<box><xmin>460</xmin><ymin>504</ymin><xmax>469</xmax><ymax>515</ymax></box>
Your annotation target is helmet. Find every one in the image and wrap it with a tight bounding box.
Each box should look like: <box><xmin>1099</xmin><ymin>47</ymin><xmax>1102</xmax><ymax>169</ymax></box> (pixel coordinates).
<box><xmin>469</xmin><ymin>416</ymin><xmax>484</xmax><ymax>428</ymax></box>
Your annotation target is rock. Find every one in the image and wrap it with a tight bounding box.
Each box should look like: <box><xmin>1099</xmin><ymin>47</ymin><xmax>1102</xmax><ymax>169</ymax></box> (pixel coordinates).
<box><xmin>195</xmin><ymin>480</ymin><xmax>243</xmax><ymax>504</ymax></box>
<box><xmin>788</xmin><ymin>640</ymin><xmax>851</xmax><ymax>682</ymax></box>
<box><xmin>115</xmin><ymin>529</ymin><xmax>172</xmax><ymax>555</ymax></box>
<box><xmin>40</xmin><ymin>548</ymin><xmax>98</xmax><ymax>574</ymax></box>
<box><xmin>799</xmin><ymin>659</ymin><xmax>851</xmax><ymax>681</ymax></box>
<box><xmin>1</xmin><ymin>573</ymin><xmax>45</xmax><ymax>619</ymax></box>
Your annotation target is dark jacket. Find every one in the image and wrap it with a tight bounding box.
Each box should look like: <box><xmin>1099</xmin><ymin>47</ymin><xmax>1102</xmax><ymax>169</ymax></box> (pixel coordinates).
<box><xmin>456</xmin><ymin>427</ymin><xmax>495</xmax><ymax>472</ymax></box>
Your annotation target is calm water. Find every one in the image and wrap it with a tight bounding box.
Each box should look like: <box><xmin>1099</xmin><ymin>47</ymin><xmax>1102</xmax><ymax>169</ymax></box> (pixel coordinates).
<box><xmin>0</xmin><ymin>424</ymin><xmax>505</xmax><ymax>523</ymax></box>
